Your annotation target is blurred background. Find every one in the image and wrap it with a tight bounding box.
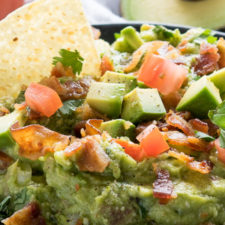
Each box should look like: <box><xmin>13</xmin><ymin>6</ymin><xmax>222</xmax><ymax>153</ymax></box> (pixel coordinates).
<box><xmin>1</xmin><ymin>0</ymin><xmax>225</xmax><ymax>29</ymax></box>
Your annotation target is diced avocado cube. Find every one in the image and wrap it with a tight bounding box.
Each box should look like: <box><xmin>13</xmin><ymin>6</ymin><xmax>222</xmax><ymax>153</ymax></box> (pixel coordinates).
<box><xmin>86</xmin><ymin>82</ymin><xmax>126</xmax><ymax>118</ymax></box>
<box><xmin>113</xmin><ymin>37</ymin><xmax>133</xmax><ymax>53</ymax></box>
<box><xmin>177</xmin><ymin>76</ymin><xmax>222</xmax><ymax>118</ymax></box>
<box><xmin>121</xmin><ymin>26</ymin><xmax>144</xmax><ymax>51</ymax></box>
<box><xmin>208</xmin><ymin>68</ymin><xmax>225</xmax><ymax>94</ymax></box>
<box><xmin>121</xmin><ymin>88</ymin><xmax>166</xmax><ymax>123</ymax></box>
<box><xmin>100</xmin><ymin>71</ymin><xmax>137</xmax><ymax>93</ymax></box>
<box><xmin>0</xmin><ymin>110</ymin><xmax>25</xmax><ymax>149</ymax></box>
<box><xmin>100</xmin><ymin>119</ymin><xmax>136</xmax><ymax>140</ymax></box>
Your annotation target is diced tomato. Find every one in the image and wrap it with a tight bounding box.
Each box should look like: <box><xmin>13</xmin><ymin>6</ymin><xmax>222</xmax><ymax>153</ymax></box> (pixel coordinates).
<box><xmin>113</xmin><ymin>139</ymin><xmax>144</xmax><ymax>161</ymax></box>
<box><xmin>137</xmin><ymin>125</ymin><xmax>170</xmax><ymax>157</ymax></box>
<box><xmin>100</xmin><ymin>55</ymin><xmax>114</xmax><ymax>75</ymax></box>
<box><xmin>215</xmin><ymin>139</ymin><xmax>225</xmax><ymax>164</ymax></box>
<box><xmin>25</xmin><ymin>83</ymin><xmax>63</xmax><ymax>117</ymax></box>
<box><xmin>138</xmin><ymin>53</ymin><xmax>187</xmax><ymax>95</ymax></box>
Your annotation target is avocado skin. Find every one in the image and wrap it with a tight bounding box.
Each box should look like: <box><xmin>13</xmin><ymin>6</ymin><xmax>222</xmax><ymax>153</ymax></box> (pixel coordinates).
<box><xmin>86</xmin><ymin>82</ymin><xmax>126</xmax><ymax>118</ymax></box>
<box><xmin>121</xmin><ymin>88</ymin><xmax>166</xmax><ymax>124</ymax></box>
<box><xmin>121</xmin><ymin>0</ymin><xmax>225</xmax><ymax>29</ymax></box>
<box><xmin>100</xmin><ymin>119</ymin><xmax>136</xmax><ymax>141</ymax></box>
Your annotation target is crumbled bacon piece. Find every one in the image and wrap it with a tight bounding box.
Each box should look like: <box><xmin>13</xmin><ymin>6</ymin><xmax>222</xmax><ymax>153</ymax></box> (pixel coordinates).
<box><xmin>0</xmin><ymin>151</ymin><xmax>13</xmax><ymax>170</ymax></box>
<box><xmin>10</xmin><ymin>124</ymin><xmax>70</xmax><ymax>160</ymax></box>
<box><xmin>85</xmin><ymin>119</ymin><xmax>103</xmax><ymax>136</ymax></box>
<box><xmin>162</xmin><ymin>131</ymin><xmax>189</xmax><ymax>146</ymax></box>
<box><xmin>166</xmin><ymin>111</ymin><xmax>195</xmax><ymax>136</ymax></box>
<box><xmin>194</xmin><ymin>42</ymin><xmax>220</xmax><ymax>75</ymax></box>
<box><xmin>203</xmin><ymin>119</ymin><xmax>219</xmax><ymax>137</ymax></box>
<box><xmin>186</xmin><ymin>136</ymin><xmax>211</xmax><ymax>152</ymax></box>
<box><xmin>189</xmin><ymin>118</ymin><xmax>209</xmax><ymax>134</ymax></box>
<box><xmin>41</xmin><ymin>76</ymin><xmax>91</xmax><ymax>101</ymax></box>
<box><xmin>153</xmin><ymin>169</ymin><xmax>175</xmax><ymax>202</ymax></box>
<box><xmin>76</xmin><ymin>136</ymin><xmax>110</xmax><ymax>172</ymax></box>
<box><xmin>2</xmin><ymin>202</ymin><xmax>46</xmax><ymax>225</ymax></box>
<box><xmin>168</xmin><ymin>150</ymin><xmax>213</xmax><ymax>174</ymax></box>
<box><xmin>162</xmin><ymin>131</ymin><xmax>210</xmax><ymax>152</ymax></box>
<box><xmin>76</xmin><ymin>218</ymin><xmax>83</xmax><ymax>225</ymax></box>
<box><xmin>162</xmin><ymin>91</ymin><xmax>182</xmax><ymax>111</ymax></box>
<box><xmin>188</xmin><ymin>160</ymin><xmax>213</xmax><ymax>174</ymax></box>
<box><xmin>100</xmin><ymin>55</ymin><xmax>114</xmax><ymax>75</ymax></box>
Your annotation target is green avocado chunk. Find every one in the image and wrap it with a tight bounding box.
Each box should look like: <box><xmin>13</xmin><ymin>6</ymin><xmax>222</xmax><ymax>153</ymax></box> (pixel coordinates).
<box><xmin>0</xmin><ymin>110</ymin><xmax>25</xmax><ymax>149</ymax></box>
<box><xmin>100</xmin><ymin>71</ymin><xmax>137</xmax><ymax>93</ymax></box>
<box><xmin>86</xmin><ymin>82</ymin><xmax>126</xmax><ymax>118</ymax></box>
<box><xmin>177</xmin><ymin>76</ymin><xmax>222</xmax><ymax>118</ymax></box>
<box><xmin>121</xmin><ymin>26</ymin><xmax>143</xmax><ymax>51</ymax></box>
<box><xmin>121</xmin><ymin>88</ymin><xmax>166</xmax><ymax>123</ymax></box>
<box><xmin>208</xmin><ymin>67</ymin><xmax>225</xmax><ymax>95</ymax></box>
<box><xmin>100</xmin><ymin>119</ymin><xmax>136</xmax><ymax>140</ymax></box>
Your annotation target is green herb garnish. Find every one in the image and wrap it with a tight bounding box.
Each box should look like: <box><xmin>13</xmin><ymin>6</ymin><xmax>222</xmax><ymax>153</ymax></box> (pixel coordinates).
<box><xmin>53</xmin><ymin>49</ymin><xmax>84</xmax><ymax>75</ymax></box>
<box><xmin>195</xmin><ymin>131</ymin><xmax>215</xmax><ymax>142</ymax></box>
<box><xmin>209</xmin><ymin>101</ymin><xmax>225</xmax><ymax>147</ymax></box>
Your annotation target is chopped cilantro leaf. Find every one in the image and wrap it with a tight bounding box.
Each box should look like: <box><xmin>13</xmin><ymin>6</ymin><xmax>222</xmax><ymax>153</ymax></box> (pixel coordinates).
<box><xmin>53</xmin><ymin>49</ymin><xmax>84</xmax><ymax>75</ymax></box>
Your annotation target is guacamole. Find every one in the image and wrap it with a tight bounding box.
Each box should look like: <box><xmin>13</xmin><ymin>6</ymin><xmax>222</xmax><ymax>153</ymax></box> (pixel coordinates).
<box><xmin>1</xmin><ymin>24</ymin><xmax>225</xmax><ymax>225</ymax></box>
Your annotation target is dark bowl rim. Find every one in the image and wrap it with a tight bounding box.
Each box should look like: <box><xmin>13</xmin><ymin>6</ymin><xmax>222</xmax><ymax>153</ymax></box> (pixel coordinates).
<box><xmin>93</xmin><ymin>22</ymin><xmax>225</xmax><ymax>37</ymax></box>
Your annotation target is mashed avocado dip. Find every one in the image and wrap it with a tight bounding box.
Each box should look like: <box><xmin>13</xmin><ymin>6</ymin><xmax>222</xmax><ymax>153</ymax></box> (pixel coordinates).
<box><xmin>1</xmin><ymin>0</ymin><xmax>225</xmax><ymax>225</ymax></box>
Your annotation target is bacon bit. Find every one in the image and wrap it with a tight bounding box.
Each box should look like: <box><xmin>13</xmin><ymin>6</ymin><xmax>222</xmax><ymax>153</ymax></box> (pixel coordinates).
<box><xmin>10</xmin><ymin>124</ymin><xmax>70</xmax><ymax>160</ymax></box>
<box><xmin>85</xmin><ymin>119</ymin><xmax>103</xmax><ymax>136</ymax></box>
<box><xmin>186</xmin><ymin>136</ymin><xmax>211</xmax><ymax>152</ymax></box>
<box><xmin>27</xmin><ymin>109</ymin><xmax>42</xmax><ymax>120</ymax></box>
<box><xmin>203</xmin><ymin>119</ymin><xmax>219</xmax><ymax>137</ymax></box>
<box><xmin>0</xmin><ymin>106</ymin><xmax>10</xmax><ymax>116</ymax></box>
<box><xmin>64</xmin><ymin>140</ymin><xmax>82</xmax><ymax>157</ymax></box>
<box><xmin>168</xmin><ymin>150</ymin><xmax>193</xmax><ymax>163</ymax></box>
<box><xmin>166</xmin><ymin>111</ymin><xmax>195</xmax><ymax>136</ymax></box>
<box><xmin>168</xmin><ymin>150</ymin><xmax>212</xmax><ymax>174</ymax></box>
<box><xmin>14</xmin><ymin>102</ymin><xmax>27</xmax><ymax>111</ymax></box>
<box><xmin>76</xmin><ymin>218</ymin><xmax>83</xmax><ymax>225</ymax></box>
<box><xmin>153</xmin><ymin>169</ymin><xmax>175</xmax><ymax>203</ymax></box>
<box><xmin>76</xmin><ymin>136</ymin><xmax>110</xmax><ymax>172</ymax></box>
<box><xmin>0</xmin><ymin>151</ymin><xmax>13</xmax><ymax>170</ymax></box>
<box><xmin>163</xmin><ymin>131</ymin><xmax>211</xmax><ymax>152</ymax></box>
<box><xmin>91</xmin><ymin>27</ymin><xmax>101</xmax><ymax>40</ymax></box>
<box><xmin>162</xmin><ymin>131</ymin><xmax>189</xmax><ymax>146</ymax></box>
<box><xmin>75</xmin><ymin>184</ymin><xmax>80</xmax><ymax>192</ymax></box>
<box><xmin>189</xmin><ymin>119</ymin><xmax>209</xmax><ymax>134</ymax></box>
<box><xmin>74</xmin><ymin>120</ymin><xmax>87</xmax><ymax>137</ymax></box>
<box><xmin>162</xmin><ymin>91</ymin><xmax>182</xmax><ymax>111</ymax></box>
<box><xmin>194</xmin><ymin>42</ymin><xmax>220</xmax><ymax>75</ymax></box>
<box><xmin>176</xmin><ymin>111</ymin><xmax>192</xmax><ymax>120</ymax></box>
<box><xmin>41</xmin><ymin>76</ymin><xmax>91</xmax><ymax>101</ymax></box>
<box><xmin>100</xmin><ymin>55</ymin><xmax>114</xmax><ymax>75</ymax></box>
<box><xmin>2</xmin><ymin>202</ymin><xmax>46</xmax><ymax>225</ymax></box>
<box><xmin>217</xmin><ymin>37</ymin><xmax>225</xmax><ymax>68</ymax></box>
<box><xmin>188</xmin><ymin>160</ymin><xmax>212</xmax><ymax>174</ymax></box>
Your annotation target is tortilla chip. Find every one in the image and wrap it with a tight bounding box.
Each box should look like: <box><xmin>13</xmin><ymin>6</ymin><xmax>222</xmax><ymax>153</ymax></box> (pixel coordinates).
<box><xmin>0</xmin><ymin>0</ymin><xmax>101</xmax><ymax>99</ymax></box>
